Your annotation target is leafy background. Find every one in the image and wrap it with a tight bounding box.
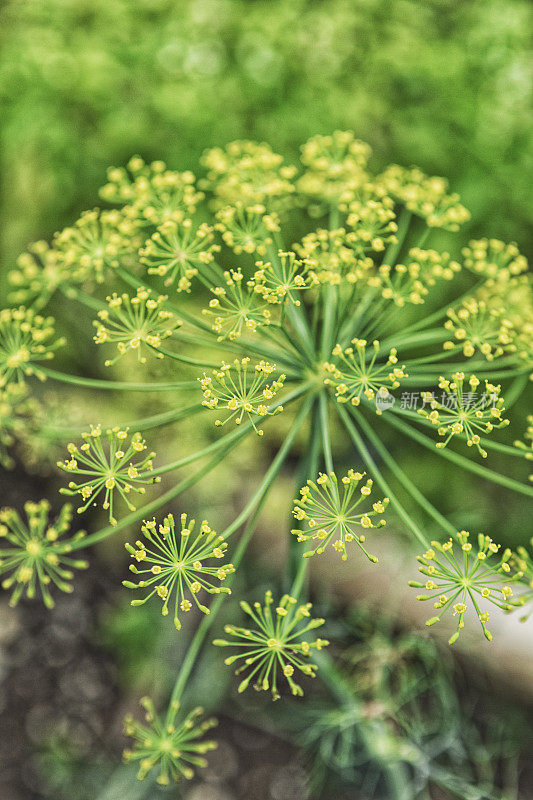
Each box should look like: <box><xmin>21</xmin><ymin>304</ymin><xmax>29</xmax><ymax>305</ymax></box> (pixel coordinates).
<box><xmin>0</xmin><ymin>1</ymin><xmax>532</xmax><ymax>798</ymax></box>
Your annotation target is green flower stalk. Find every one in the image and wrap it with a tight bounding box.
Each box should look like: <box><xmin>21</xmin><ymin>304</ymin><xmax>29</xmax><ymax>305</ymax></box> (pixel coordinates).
<box><xmin>409</xmin><ymin>530</ymin><xmax>523</xmax><ymax>644</ymax></box>
<box><xmin>214</xmin><ymin>591</ymin><xmax>329</xmax><ymax>700</ymax></box>
<box><xmin>0</xmin><ymin>500</ymin><xmax>88</xmax><ymax>608</ymax></box>
<box><xmin>57</xmin><ymin>426</ymin><xmax>160</xmax><ymax>525</ymax></box>
<box><xmin>124</xmin><ymin>512</ymin><xmax>234</xmax><ymax>629</ymax></box>
<box><xmin>292</xmin><ymin>470</ymin><xmax>388</xmax><ymax>561</ymax></box>
<box><xmin>123</xmin><ymin>697</ymin><xmax>217</xmax><ymax>785</ymax></box>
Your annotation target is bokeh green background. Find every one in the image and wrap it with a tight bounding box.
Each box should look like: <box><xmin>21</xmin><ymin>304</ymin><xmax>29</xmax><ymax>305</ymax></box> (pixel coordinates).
<box><xmin>1</xmin><ymin>0</ymin><xmax>532</xmax><ymax>288</ymax></box>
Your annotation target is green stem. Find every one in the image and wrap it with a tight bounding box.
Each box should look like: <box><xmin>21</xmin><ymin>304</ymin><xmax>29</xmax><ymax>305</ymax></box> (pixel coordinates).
<box><xmin>287</xmin><ymin>397</ymin><xmax>322</xmax><ymax>587</ymax></box>
<box><xmin>39</xmin><ymin>366</ymin><xmax>196</xmax><ymax>392</ymax></box>
<box><xmin>319</xmin><ymin>391</ymin><xmax>334</xmax><ymax>473</ymax></box>
<box><xmin>383</xmin><ymin>207</ymin><xmax>412</xmax><ymax>266</ymax></box>
<box><xmin>167</xmin><ymin>504</ymin><xmax>261</xmax><ymax>715</ymax></box>
<box><xmin>320</xmin><ymin>285</ymin><xmax>338</xmax><ymax>360</ymax></box>
<box><xmin>151</xmin><ymin>383</ymin><xmax>310</xmax><ymax>477</ymax></box>
<box><xmin>167</xmin><ymin>394</ymin><xmax>314</xmax><ymax>711</ymax></box>
<box><xmin>220</xmin><ymin>394</ymin><xmax>315</xmax><ymax>541</ymax></box>
<box><xmin>336</xmin><ymin>404</ymin><xmax>430</xmax><ymax>547</ymax></box>
<box><xmin>355</xmin><ymin>408</ymin><xmax>455</xmax><ymax>536</ymax></box>
<box><xmin>381</xmin><ymin>410</ymin><xmax>533</xmax><ymax>499</ymax></box>
<box><xmin>149</xmin><ymin>344</ymin><xmax>218</xmax><ymax>369</ymax></box>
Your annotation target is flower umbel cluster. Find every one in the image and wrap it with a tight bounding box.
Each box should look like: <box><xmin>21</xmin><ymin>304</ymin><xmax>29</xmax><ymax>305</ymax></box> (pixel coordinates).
<box><xmin>93</xmin><ymin>287</ymin><xmax>181</xmax><ymax>365</ymax></box>
<box><xmin>443</xmin><ymin>299</ymin><xmax>515</xmax><ymax>360</ymax></box>
<box><xmin>100</xmin><ymin>157</ymin><xmax>203</xmax><ymax>225</ymax></box>
<box><xmin>324</xmin><ymin>339</ymin><xmax>407</xmax><ymax>412</ymax></box>
<box><xmin>292</xmin><ymin>470</ymin><xmax>388</xmax><ymax>561</ymax></box>
<box><xmin>3</xmin><ymin>131</ymin><xmax>533</xmax><ymax>787</ymax></box>
<box><xmin>214</xmin><ymin>591</ymin><xmax>329</xmax><ymax>700</ymax></box>
<box><xmin>140</xmin><ymin>218</ymin><xmax>219</xmax><ymax>292</ymax></box>
<box><xmin>123</xmin><ymin>697</ymin><xmax>217</xmax><ymax>785</ymax></box>
<box><xmin>202</xmin><ymin>268</ymin><xmax>271</xmax><ymax>341</ymax></box>
<box><xmin>418</xmin><ymin>373</ymin><xmax>509</xmax><ymax>457</ymax></box>
<box><xmin>0</xmin><ymin>501</ymin><xmax>87</xmax><ymax>608</ymax></box>
<box><xmin>0</xmin><ymin>307</ymin><xmax>65</xmax><ymax>385</ymax></box>
<box><xmin>200</xmin><ymin>358</ymin><xmax>285</xmax><ymax>434</ymax></box>
<box><xmin>409</xmin><ymin>531</ymin><xmax>523</xmax><ymax>644</ymax></box>
<box><xmin>57</xmin><ymin>427</ymin><xmax>160</xmax><ymax>525</ymax></box>
<box><xmin>124</xmin><ymin>513</ymin><xmax>234</xmax><ymax>629</ymax></box>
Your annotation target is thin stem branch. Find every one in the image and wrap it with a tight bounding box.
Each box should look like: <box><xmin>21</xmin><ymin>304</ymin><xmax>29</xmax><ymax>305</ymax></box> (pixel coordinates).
<box><xmin>336</xmin><ymin>404</ymin><xmax>430</xmax><ymax>547</ymax></box>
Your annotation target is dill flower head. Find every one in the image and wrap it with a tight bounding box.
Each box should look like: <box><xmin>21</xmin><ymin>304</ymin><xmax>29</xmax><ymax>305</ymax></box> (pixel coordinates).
<box><xmin>377</xmin><ymin>165</ymin><xmax>470</xmax><ymax>230</ymax></box>
<box><xmin>443</xmin><ymin>298</ymin><xmax>515</xmax><ymax>360</ymax></box>
<box><xmin>371</xmin><ymin>248</ymin><xmax>461</xmax><ymax>307</ymax></box>
<box><xmin>462</xmin><ymin>239</ymin><xmax>528</xmax><ymax>280</ymax></box>
<box><xmin>0</xmin><ymin>307</ymin><xmax>65</xmax><ymax>386</ymax></box>
<box><xmin>215</xmin><ymin>202</ymin><xmax>280</xmax><ymax>255</ymax></box>
<box><xmin>324</xmin><ymin>339</ymin><xmax>407</xmax><ymax>412</ymax></box>
<box><xmin>345</xmin><ymin>196</ymin><xmax>398</xmax><ymax>255</ymax></box>
<box><xmin>57</xmin><ymin>426</ymin><xmax>160</xmax><ymax>526</ymax></box>
<box><xmin>123</xmin><ymin>697</ymin><xmax>217</xmax><ymax>785</ymax></box>
<box><xmin>202</xmin><ymin>268</ymin><xmax>271</xmax><ymax>341</ymax></box>
<box><xmin>409</xmin><ymin>530</ymin><xmax>523</xmax><ymax>644</ymax></box>
<box><xmin>53</xmin><ymin>208</ymin><xmax>142</xmax><ymax>283</ymax></box>
<box><xmin>292</xmin><ymin>470</ymin><xmax>389</xmax><ymax>561</ymax></box>
<box><xmin>201</xmin><ymin>140</ymin><xmax>297</xmax><ymax>208</ymax></box>
<box><xmin>123</xmin><ymin>512</ymin><xmax>234</xmax><ymax>630</ymax></box>
<box><xmin>8</xmin><ymin>241</ymin><xmax>70</xmax><ymax>306</ymax></box>
<box><xmin>418</xmin><ymin>373</ymin><xmax>509</xmax><ymax>458</ymax></box>
<box><xmin>213</xmin><ymin>590</ymin><xmax>329</xmax><ymax>700</ymax></box>
<box><xmin>0</xmin><ymin>383</ymin><xmax>39</xmax><ymax>469</ymax></box>
<box><xmin>298</xmin><ymin>131</ymin><xmax>372</xmax><ymax>209</ymax></box>
<box><xmin>140</xmin><ymin>218</ymin><xmax>219</xmax><ymax>292</ymax></box>
<box><xmin>252</xmin><ymin>251</ymin><xmax>313</xmax><ymax>307</ymax></box>
<box><xmin>93</xmin><ymin>287</ymin><xmax>181</xmax><ymax>365</ymax></box>
<box><xmin>295</xmin><ymin>227</ymin><xmax>357</xmax><ymax>285</ymax></box>
<box><xmin>100</xmin><ymin>157</ymin><xmax>203</xmax><ymax>225</ymax></box>
<box><xmin>200</xmin><ymin>358</ymin><xmax>285</xmax><ymax>434</ymax></box>
<box><xmin>0</xmin><ymin>500</ymin><xmax>87</xmax><ymax>608</ymax></box>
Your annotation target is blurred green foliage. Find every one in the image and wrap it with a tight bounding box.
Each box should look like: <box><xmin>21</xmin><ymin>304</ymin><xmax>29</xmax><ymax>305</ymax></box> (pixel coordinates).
<box><xmin>1</xmin><ymin>0</ymin><xmax>532</xmax><ymax>284</ymax></box>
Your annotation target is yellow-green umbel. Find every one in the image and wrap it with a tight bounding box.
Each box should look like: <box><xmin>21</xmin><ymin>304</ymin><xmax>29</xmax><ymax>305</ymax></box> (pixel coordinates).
<box><xmin>200</xmin><ymin>357</ymin><xmax>285</xmax><ymax>434</ymax></box>
<box><xmin>292</xmin><ymin>469</ymin><xmax>388</xmax><ymax>561</ymax></box>
<box><xmin>123</xmin><ymin>697</ymin><xmax>217</xmax><ymax>785</ymax></box>
<box><xmin>214</xmin><ymin>591</ymin><xmax>329</xmax><ymax>700</ymax></box>
<box><xmin>0</xmin><ymin>500</ymin><xmax>87</xmax><ymax>608</ymax></box>
<box><xmin>93</xmin><ymin>286</ymin><xmax>181</xmax><ymax>365</ymax></box>
<box><xmin>409</xmin><ymin>530</ymin><xmax>523</xmax><ymax>644</ymax></box>
<box><xmin>123</xmin><ymin>512</ymin><xmax>234</xmax><ymax>629</ymax></box>
<box><xmin>57</xmin><ymin>426</ymin><xmax>160</xmax><ymax>525</ymax></box>
<box><xmin>0</xmin><ymin>306</ymin><xmax>65</xmax><ymax>386</ymax></box>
